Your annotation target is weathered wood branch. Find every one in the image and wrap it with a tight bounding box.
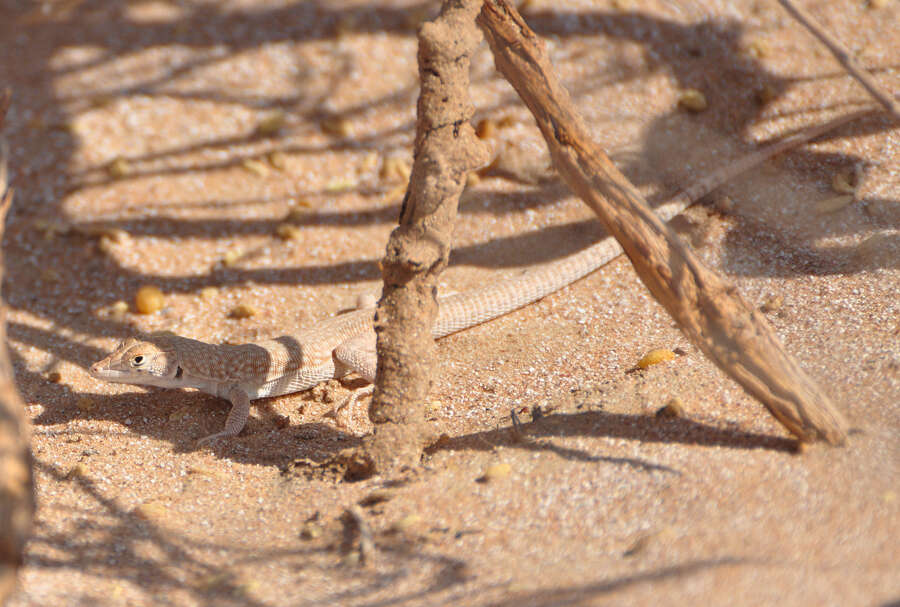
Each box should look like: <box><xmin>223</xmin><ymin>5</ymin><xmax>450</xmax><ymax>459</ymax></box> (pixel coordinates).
<box><xmin>777</xmin><ymin>0</ymin><xmax>899</xmax><ymax>120</ymax></box>
<box><xmin>477</xmin><ymin>0</ymin><xmax>848</xmax><ymax>445</ymax></box>
<box><xmin>0</xmin><ymin>89</ymin><xmax>35</xmax><ymax>604</ymax></box>
<box><xmin>354</xmin><ymin>0</ymin><xmax>490</xmax><ymax>476</ymax></box>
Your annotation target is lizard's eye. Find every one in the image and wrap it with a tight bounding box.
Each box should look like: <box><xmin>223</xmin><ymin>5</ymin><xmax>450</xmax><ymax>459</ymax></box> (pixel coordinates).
<box><xmin>131</xmin><ymin>355</ymin><xmax>145</xmax><ymax>366</ymax></box>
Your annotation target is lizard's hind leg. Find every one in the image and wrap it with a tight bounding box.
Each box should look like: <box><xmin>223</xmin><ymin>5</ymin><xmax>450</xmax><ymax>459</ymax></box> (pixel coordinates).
<box><xmin>330</xmin><ymin>332</ymin><xmax>377</xmax><ymax>430</ymax></box>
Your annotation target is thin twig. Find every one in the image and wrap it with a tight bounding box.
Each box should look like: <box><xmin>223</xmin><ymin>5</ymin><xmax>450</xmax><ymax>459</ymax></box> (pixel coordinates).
<box><xmin>777</xmin><ymin>0</ymin><xmax>899</xmax><ymax>119</ymax></box>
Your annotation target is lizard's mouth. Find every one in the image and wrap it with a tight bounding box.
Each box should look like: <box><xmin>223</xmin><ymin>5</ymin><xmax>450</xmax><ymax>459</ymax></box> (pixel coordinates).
<box><xmin>89</xmin><ymin>362</ymin><xmax>126</xmax><ymax>381</ymax></box>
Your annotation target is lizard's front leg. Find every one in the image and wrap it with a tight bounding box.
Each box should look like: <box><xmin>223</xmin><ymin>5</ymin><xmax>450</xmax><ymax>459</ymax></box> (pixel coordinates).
<box><xmin>196</xmin><ymin>385</ymin><xmax>252</xmax><ymax>446</ymax></box>
<box><xmin>330</xmin><ymin>332</ymin><xmax>377</xmax><ymax>423</ymax></box>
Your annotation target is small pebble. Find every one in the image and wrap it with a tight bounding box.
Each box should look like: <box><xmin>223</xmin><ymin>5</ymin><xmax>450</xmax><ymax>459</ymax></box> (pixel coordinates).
<box><xmin>200</xmin><ymin>287</ymin><xmax>218</xmax><ymax>302</ymax></box>
<box><xmin>222</xmin><ymin>249</ymin><xmax>242</xmax><ymax>267</ymax></box>
<box><xmin>359</xmin><ymin>488</ymin><xmax>396</xmax><ymax>506</ymax></box>
<box><xmin>134</xmin><ymin>286</ymin><xmax>165</xmax><ymax>314</ymax></box>
<box><xmin>300</xmin><ymin>521</ymin><xmax>323</xmax><ymax>540</ymax></box>
<box><xmin>475</xmin><ymin>118</ymin><xmax>497</xmax><ymax>139</ymax></box>
<box><xmin>815</xmin><ymin>195</ymin><xmax>854</xmax><ymax>214</ymax></box>
<box><xmin>760</xmin><ymin>294</ymin><xmax>784</xmax><ymax>313</ymax></box>
<box><xmin>133</xmin><ymin>501</ymin><xmax>169</xmax><ymax>521</ymax></box>
<box><xmin>76</xmin><ymin>397</ymin><xmax>95</xmax><ymax>411</ymax></box>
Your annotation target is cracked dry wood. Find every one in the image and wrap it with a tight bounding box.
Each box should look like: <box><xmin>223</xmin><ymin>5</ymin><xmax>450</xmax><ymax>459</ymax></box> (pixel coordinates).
<box><xmin>354</xmin><ymin>0</ymin><xmax>490</xmax><ymax>476</ymax></box>
<box><xmin>477</xmin><ymin>0</ymin><xmax>848</xmax><ymax>445</ymax></box>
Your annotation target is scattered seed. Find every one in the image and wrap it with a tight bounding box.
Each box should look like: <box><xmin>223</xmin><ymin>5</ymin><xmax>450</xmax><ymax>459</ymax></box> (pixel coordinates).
<box><xmin>756</xmin><ymin>83</ymin><xmax>778</xmax><ymax>105</ymax></box>
<box><xmin>678</xmin><ymin>89</ymin><xmax>707</xmax><ymax>112</ymax></box>
<box><xmin>868</xmin><ymin>0</ymin><xmax>889</xmax><ymax>9</ymax></box>
<box><xmin>831</xmin><ymin>170</ymin><xmax>857</xmax><ymax>195</ymax></box>
<box><xmin>743</xmin><ymin>39</ymin><xmax>771</xmax><ymax>59</ymax></box>
<box><xmin>168</xmin><ymin>406</ymin><xmax>192</xmax><ymax>422</ymax></box>
<box><xmin>107</xmin><ymin>157</ymin><xmax>132</xmax><ymax>179</ymax></box>
<box><xmin>200</xmin><ymin>287</ymin><xmax>218</xmax><ymax>302</ymax></box>
<box><xmin>267</xmin><ymin>150</ymin><xmax>287</xmax><ymax>170</ymax></box>
<box><xmin>815</xmin><ymin>194</ymin><xmax>854</xmax><ymax>215</ymax></box>
<box><xmin>320</xmin><ymin>115</ymin><xmax>352</xmax><ymax>137</ymax></box>
<box><xmin>380</xmin><ymin>156</ymin><xmax>411</xmax><ymax>183</ymax></box>
<box><xmin>133</xmin><ymin>501</ymin><xmax>169</xmax><ymax>521</ymax></box>
<box><xmin>134</xmin><ymin>286</ymin><xmax>165</xmax><ymax>314</ymax></box>
<box><xmin>475</xmin><ymin>118</ymin><xmax>496</xmax><ymax>139</ymax></box>
<box><xmin>637</xmin><ymin>348</ymin><xmax>676</xmax><ymax>369</ymax></box>
<box><xmin>359</xmin><ymin>151</ymin><xmax>379</xmax><ymax>173</ymax></box>
<box><xmin>760</xmin><ymin>294</ymin><xmax>784</xmax><ymax>313</ymax></box>
<box><xmin>67</xmin><ymin>463</ymin><xmax>88</xmax><ymax>479</ymax></box>
<box><xmin>229</xmin><ymin>304</ymin><xmax>257</xmax><ymax>319</ymax></box>
<box><xmin>255</xmin><ymin>110</ymin><xmax>286</xmax><ymax>136</ymax></box>
<box><xmin>47</xmin><ymin>369</ymin><xmax>62</xmax><ymax>383</ymax></box>
<box><xmin>359</xmin><ymin>488</ymin><xmax>396</xmax><ymax>506</ymax></box>
<box><xmin>76</xmin><ymin>397</ymin><xmax>95</xmax><ymax>411</ymax></box>
<box><xmin>300</xmin><ymin>521</ymin><xmax>323</xmax><ymax>540</ymax></box>
<box><xmin>276</xmin><ymin>223</ymin><xmax>303</xmax><ymax>241</ymax></box>
<box><xmin>325</xmin><ymin>178</ymin><xmax>356</xmax><ymax>192</ymax></box>
<box><xmin>390</xmin><ymin>513</ymin><xmax>423</xmax><ymax>533</ymax></box>
<box><xmin>466</xmin><ymin>172</ymin><xmax>481</xmax><ymax>188</ymax></box>
<box><xmin>656</xmin><ymin>397</ymin><xmax>685</xmax><ymax>418</ymax></box>
<box><xmin>222</xmin><ymin>249</ymin><xmax>242</xmax><ymax>267</ymax></box>
<box><xmin>424</xmin><ymin>400</ymin><xmax>442</xmax><ymax>420</ymax></box>
<box><xmin>478</xmin><ymin>462</ymin><xmax>511</xmax><ymax>482</ymax></box>
<box><xmin>41</xmin><ymin>268</ymin><xmax>61</xmax><ymax>283</ymax></box>
<box><xmin>241</xmin><ymin>158</ymin><xmax>270</xmax><ymax>177</ymax></box>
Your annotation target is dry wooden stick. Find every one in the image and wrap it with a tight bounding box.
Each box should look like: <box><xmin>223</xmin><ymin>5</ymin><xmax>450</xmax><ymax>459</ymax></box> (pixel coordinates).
<box><xmin>0</xmin><ymin>89</ymin><xmax>36</xmax><ymax>604</ymax></box>
<box><xmin>478</xmin><ymin>0</ymin><xmax>848</xmax><ymax>445</ymax></box>
<box><xmin>354</xmin><ymin>0</ymin><xmax>490</xmax><ymax>475</ymax></box>
<box><xmin>776</xmin><ymin>0</ymin><xmax>899</xmax><ymax>120</ymax></box>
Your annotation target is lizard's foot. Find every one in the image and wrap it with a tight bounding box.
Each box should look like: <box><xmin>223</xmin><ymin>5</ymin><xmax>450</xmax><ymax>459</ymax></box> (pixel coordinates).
<box><xmin>328</xmin><ymin>385</ymin><xmax>374</xmax><ymax>430</ymax></box>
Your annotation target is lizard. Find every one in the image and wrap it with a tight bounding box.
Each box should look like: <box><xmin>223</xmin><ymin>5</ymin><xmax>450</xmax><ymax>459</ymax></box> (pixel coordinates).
<box><xmin>87</xmin><ymin>110</ymin><xmax>868</xmax><ymax>445</ymax></box>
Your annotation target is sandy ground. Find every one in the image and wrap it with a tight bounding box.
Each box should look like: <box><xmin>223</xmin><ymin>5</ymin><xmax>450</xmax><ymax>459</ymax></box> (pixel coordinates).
<box><xmin>1</xmin><ymin>0</ymin><xmax>898</xmax><ymax>605</ymax></box>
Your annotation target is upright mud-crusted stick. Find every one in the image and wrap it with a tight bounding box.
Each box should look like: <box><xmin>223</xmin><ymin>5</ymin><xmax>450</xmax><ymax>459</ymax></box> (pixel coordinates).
<box><xmin>477</xmin><ymin>0</ymin><xmax>848</xmax><ymax>444</ymax></box>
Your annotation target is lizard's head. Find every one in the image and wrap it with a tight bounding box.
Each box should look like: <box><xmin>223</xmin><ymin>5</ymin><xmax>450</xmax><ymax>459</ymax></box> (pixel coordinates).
<box><xmin>89</xmin><ymin>335</ymin><xmax>181</xmax><ymax>387</ymax></box>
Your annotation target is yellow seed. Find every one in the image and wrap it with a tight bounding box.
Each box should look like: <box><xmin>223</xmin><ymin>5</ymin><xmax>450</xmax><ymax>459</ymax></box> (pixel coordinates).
<box><xmin>200</xmin><ymin>287</ymin><xmax>218</xmax><ymax>301</ymax></box>
<box><xmin>320</xmin><ymin>115</ymin><xmax>353</xmax><ymax>138</ymax></box>
<box><xmin>222</xmin><ymin>249</ymin><xmax>242</xmax><ymax>267</ymax></box>
<box><xmin>678</xmin><ymin>89</ymin><xmax>708</xmax><ymax>112</ymax></box>
<box><xmin>241</xmin><ymin>158</ymin><xmax>270</xmax><ymax>177</ymax></box>
<box><xmin>475</xmin><ymin>118</ymin><xmax>497</xmax><ymax>139</ymax></box>
<box><xmin>169</xmin><ymin>406</ymin><xmax>192</xmax><ymax>422</ymax></box>
<box><xmin>656</xmin><ymin>397</ymin><xmax>685</xmax><ymax>418</ymax></box>
<box><xmin>760</xmin><ymin>294</ymin><xmax>784</xmax><ymax>313</ymax></box>
<box><xmin>637</xmin><ymin>348</ymin><xmax>676</xmax><ymax>369</ymax></box>
<box><xmin>133</xmin><ymin>501</ymin><xmax>169</xmax><ymax>521</ymax></box>
<box><xmin>480</xmin><ymin>462</ymin><xmax>512</xmax><ymax>482</ymax></box>
<box><xmin>391</xmin><ymin>513</ymin><xmax>423</xmax><ymax>532</ymax></box>
<box><xmin>466</xmin><ymin>172</ymin><xmax>481</xmax><ymax>188</ymax></box>
<box><xmin>300</xmin><ymin>522</ymin><xmax>323</xmax><ymax>539</ymax></box>
<box><xmin>359</xmin><ymin>151</ymin><xmax>379</xmax><ymax>173</ymax></box>
<box><xmin>41</xmin><ymin>268</ymin><xmax>61</xmax><ymax>283</ymax></box>
<box><xmin>831</xmin><ymin>171</ymin><xmax>857</xmax><ymax>195</ymax></box>
<box><xmin>256</xmin><ymin>110</ymin><xmax>286</xmax><ymax>136</ymax></box>
<box><xmin>815</xmin><ymin>194</ymin><xmax>854</xmax><ymax>215</ymax></box>
<box><xmin>229</xmin><ymin>304</ymin><xmax>257</xmax><ymax>319</ymax></box>
<box><xmin>267</xmin><ymin>150</ymin><xmax>287</xmax><ymax>170</ymax></box>
<box><xmin>67</xmin><ymin>463</ymin><xmax>88</xmax><ymax>479</ymax></box>
<box><xmin>868</xmin><ymin>0</ymin><xmax>889</xmax><ymax>8</ymax></box>
<box><xmin>379</xmin><ymin>156</ymin><xmax>411</xmax><ymax>183</ymax></box>
<box><xmin>325</xmin><ymin>178</ymin><xmax>356</xmax><ymax>192</ymax></box>
<box><xmin>134</xmin><ymin>286</ymin><xmax>165</xmax><ymax>314</ymax></box>
<box><xmin>110</xmin><ymin>300</ymin><xmax>129</xmax><ymax>319</ymax></box>
<box><xmin>744</xmin><ymin>39</ymin><xmax>771</xmax><ymax>59</ymax></box>
<box><xmin>77</xmin><ymin>397</ymin><xmax>95</xmax><ymax>411</ymax></box>
<box><xmin>276</xmin><ymin>224</ymin><xmax>303</xmax><ymax>241</ymax></box>
<box><xmin>107</xmin><ymin>157</ymin><xmax>132</xmax><ymax>179</ymax></box>
<box><xmin>757</xmin><ymin>84</ymin><xmax>778</xmax><ymax>105</ymax></box>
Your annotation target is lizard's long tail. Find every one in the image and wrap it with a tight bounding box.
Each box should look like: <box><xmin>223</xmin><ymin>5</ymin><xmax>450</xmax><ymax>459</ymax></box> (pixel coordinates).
<box><xmin>433</xmin><ymin>199</ymin><xmax>686</xmax><ymax>338</ymax></box>
<box><xmin>433</xmin><ymin>107</ymin><xmax>871</xmax><ymax>338</ymax></box>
